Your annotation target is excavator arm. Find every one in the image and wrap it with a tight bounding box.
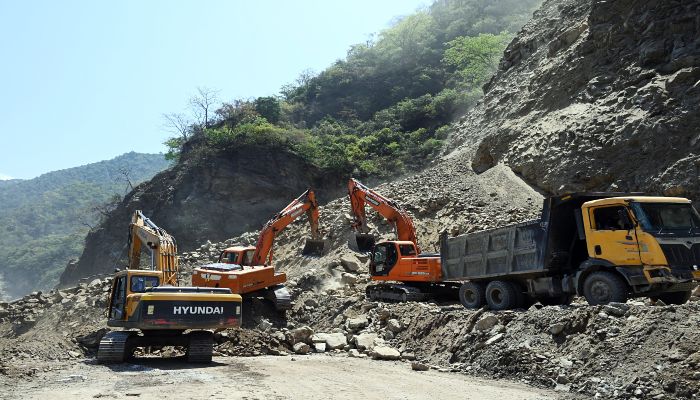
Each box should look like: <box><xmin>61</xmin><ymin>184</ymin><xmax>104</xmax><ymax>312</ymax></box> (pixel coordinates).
<box><xmin>251</xmin><ymin>189</ymin><xmax>325</xmax><ymax>265</ymax></box>
<box><xmin>347</xmin><ymin>178</ymin><xmax>419</xmax><ymax>252</ymax></box>
<box><xmin>128</xmin><ymin>210</ymin><xmax>178</xmax><ymax>286</ymax></box>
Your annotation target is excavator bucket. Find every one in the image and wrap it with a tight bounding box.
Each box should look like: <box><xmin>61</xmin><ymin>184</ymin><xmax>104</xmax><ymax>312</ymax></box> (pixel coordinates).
<box><xmin>302</xmin><ymin>238</ymin><xmax>328</xmax><ymax>256</ymax></box>
<box><xmin>348</xmin><ymin>233</ymin><xmax>376</xmax><ymax>253</ymax></box>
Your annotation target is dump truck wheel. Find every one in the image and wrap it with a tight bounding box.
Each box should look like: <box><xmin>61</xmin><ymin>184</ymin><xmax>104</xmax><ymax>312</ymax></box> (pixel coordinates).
<box><xmin>583</xmin><ymin>271</ymin><xmax>628</xmax><ymax>305</ymax></box>
<box><xmin>458</xmin><ymin>282</ymin><xmax>485</xmax><ymax>309</ymax></box>
<box><xmin>655</xmin><ymin>290</ymin><xmax>691</xmax><ymax>305</ymax></box>
<box><xmin>485</xmin><ymin>281</ymin><xmax>518</xmax><ymax>310</ymax></box>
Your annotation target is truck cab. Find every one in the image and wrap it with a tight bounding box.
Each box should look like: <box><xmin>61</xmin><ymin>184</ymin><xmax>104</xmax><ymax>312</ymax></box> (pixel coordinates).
<box><xmin>579</xmin><ymin>196</ymin><xmax>700</xmax><ymax>302</ymax></box>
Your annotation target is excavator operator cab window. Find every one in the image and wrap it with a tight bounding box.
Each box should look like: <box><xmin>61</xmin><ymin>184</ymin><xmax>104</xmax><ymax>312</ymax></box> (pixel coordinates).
<box><xmin>222</xmin><ymin>251</ymin><xmax>239</xmax><ymax>264</ymax></box>
<box><xmin>399</xmin><ymin>244</ymin><xmax>417</xmax><ymax>256</ymax></box>
<box><xmin>110</xmin><ymin>276</ymin><xmax>127</xmax><ymax>320</ymax></box>
<box><xmin>242</xmin><ymin>250</ymin><xmax>254</xmax><ymax>265</ymax></box>
<box><xmin>130</xmin><ymin>275</ymin><xmax>160</xmax><ymax>293</ymax></box>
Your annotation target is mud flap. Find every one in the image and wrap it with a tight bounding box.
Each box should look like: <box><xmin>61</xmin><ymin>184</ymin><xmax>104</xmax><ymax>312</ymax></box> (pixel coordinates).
<box><xmin>302</xmin><ymin>239</ymin><xmax>328</xmax><ymax>256</ymax></box>
<box><xmin>348</xmin><ymin>233</ymin><xmax>376</xmax><ymax>252</ymax></box>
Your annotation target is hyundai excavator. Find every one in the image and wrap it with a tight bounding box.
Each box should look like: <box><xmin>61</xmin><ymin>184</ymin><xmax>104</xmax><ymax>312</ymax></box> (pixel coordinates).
<box><xmin>192</xmin><ymin>189</ymin><xmax>326</xmax><ymax>310</ymax></box>
<box><xmin>97</xmin><ymin>211</ymin><xmax>242</xmax><ymax>363</ymax></box>
<box><xmin>348</xmin><ymin>178</ymin><xmax>457</xmax><ymax>301</ymax></box>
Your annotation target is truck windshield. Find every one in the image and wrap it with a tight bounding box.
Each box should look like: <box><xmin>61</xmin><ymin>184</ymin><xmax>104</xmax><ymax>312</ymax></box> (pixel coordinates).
<box><xmin>630</xmin><ymin>202</ymin><xmax>700</xmax><ymax>233</ymax></box>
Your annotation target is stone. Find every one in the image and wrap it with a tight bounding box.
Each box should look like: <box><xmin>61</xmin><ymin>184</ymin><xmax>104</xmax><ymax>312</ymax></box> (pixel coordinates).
<box><xmin>304</xmin><ymin>298</ymin><xmax>319</xmax><ymax>308</ymax></box>
<box><xmin>293</xmin><ymin>343</ymin><xmax>310</xmax><ymax>354</ymax></box>
<box><xmin>348</xmin><ymin>349</ymin><xmax>361</xmax><ymax>358</ymax></box>
<box><xmin>372</xmin><ymin>346</ymin><xmax>401</xmax><ymax>360</ymax></box>
<box><xmin>549</xmin><ymin>323</ymin><xmax>565</xmax><ymax>335</ymax></box>
<box><xmin>346</xmin><ymin>315</ymin><xmax>369</xmax><ymax>330</ymax></box>
<box><xmin>603</xmin><ymin>304</ymin><xmax>626</xmax><ymax>317</ymax></box>
<box><xmin>313</xmin><ymin>342</ymin><xmax>327</xmax><ymax>353</ymax></box>
<box><xmin>339</xmin><ymin>255</ymin><xmax>361</xmax><ymax>272</ymax></box>
<box><xmin>324</xmin><ymin>333</ymin><xmax>347</xmax><ymax>350</ymax></box>
<box><xmin>401</xmin><ymin>352</ymin><xmax>416</xmax><ymax>361</ymax></box>
<box><xmin>355</xmin><ymin>333</ymin><xmax>378</xmax><ymax>351</ymax></box>
<box><xmin>474</xmin><ymin>315</ymin><xmax>499</xmax><ymax>332</ymax></box>
<box><xmin>341</xmin><ymin>273</ymin><xmax>358</xmax><ymax>285</ymax></box>
<box><xmin>411</xmin><ymin>362</ymin><xmax>430</xmax><ymax>371</ymax></box>
<box><xmin>485</xmin><ymin>333</ymin><xmax>504</xmax><ymax>346</ymax></box>
<box><xmin>386</xmin><ymin>319</ymin><xmax>403</xmax><ymax>333</ymax></box>
<box><xmin>290</xmin><ymin>326</ymin><xmax>314</xmax><ymax>344</ymax></box>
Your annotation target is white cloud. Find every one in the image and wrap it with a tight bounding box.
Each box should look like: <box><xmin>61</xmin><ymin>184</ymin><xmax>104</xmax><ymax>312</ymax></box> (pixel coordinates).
<box><xmin>0</xmin><ymin>173</ymin><xmax>14</xmax><ymax>180</ymax></box>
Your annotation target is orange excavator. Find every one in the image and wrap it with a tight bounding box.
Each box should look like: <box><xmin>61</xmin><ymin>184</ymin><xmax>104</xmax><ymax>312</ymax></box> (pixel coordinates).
<box><xmin>348</xmin><ymin>178</ymin><xmax>457</xmax><ymax>301</ymax></box>
<box><xmin>192</xmin><ymin>189</ymin><xmax>326</xmax><ymax>310</ymax></box>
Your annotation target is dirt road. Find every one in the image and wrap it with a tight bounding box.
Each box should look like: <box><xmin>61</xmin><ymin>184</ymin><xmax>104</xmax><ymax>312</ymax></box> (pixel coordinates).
<box><xmin>1</xmin><ymin>355</ymin><xmax>561</xmax><ymax>400</ymax></box>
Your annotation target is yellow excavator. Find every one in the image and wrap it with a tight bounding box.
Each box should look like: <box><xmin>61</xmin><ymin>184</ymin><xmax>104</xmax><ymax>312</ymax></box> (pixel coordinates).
<box><xmin>97</xmin><ymin>211</ymin><xmax>243</xmax><ymax>363</ymax></box>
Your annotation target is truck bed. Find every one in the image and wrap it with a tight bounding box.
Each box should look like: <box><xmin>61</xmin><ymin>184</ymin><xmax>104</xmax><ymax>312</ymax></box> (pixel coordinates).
<box><xmin>441</xmin><ymin>219</ymin><xmax>548</xmax><ymax>281</ymax></box>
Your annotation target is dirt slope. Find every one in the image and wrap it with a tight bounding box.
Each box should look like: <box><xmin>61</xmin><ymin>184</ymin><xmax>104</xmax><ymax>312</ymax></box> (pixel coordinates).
<box><xmin>454</xmin><ymin>0</ymin><xmax>700</xmax><ymax>201</ymax></box>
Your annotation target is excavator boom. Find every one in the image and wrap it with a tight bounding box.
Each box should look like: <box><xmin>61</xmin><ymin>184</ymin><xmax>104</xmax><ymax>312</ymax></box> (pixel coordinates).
<box><xmin>128</xmin><ymin>210</ymin><xmax>178</xmax><ymax>285</ymax></box>
<box><xmin>347</xmin><ymin>178</ymin><xmax>419</xmax><ymax>252</ymax></box>
<box><xmin>252</xmin><ymin>189</ymin><xmax>325</xmax><ymax>265</ymax></box>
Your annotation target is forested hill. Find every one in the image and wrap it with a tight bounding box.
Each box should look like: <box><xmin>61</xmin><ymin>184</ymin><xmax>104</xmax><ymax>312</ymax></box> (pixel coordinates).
<box><xmin>0</xmin><ymin>152</ymin><xmax>170</xmax><ymax>299</ymax></box>
<box><xmin>164</xmin><ymin>0</ymin><xmax>542</xmax><ymax>178</ymax></box>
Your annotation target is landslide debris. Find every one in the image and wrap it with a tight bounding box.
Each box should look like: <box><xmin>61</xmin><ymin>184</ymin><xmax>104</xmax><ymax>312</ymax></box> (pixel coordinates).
<box><xmin>452</xmin><ymin>0</ymin><xmax>700</xmax><ymax>202</ymax></box>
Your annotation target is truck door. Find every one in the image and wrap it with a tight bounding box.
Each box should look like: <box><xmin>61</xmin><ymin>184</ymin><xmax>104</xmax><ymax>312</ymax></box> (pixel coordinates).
<box><xmin>586</xmin><ymin>206</ymin><xmax>641</xmax><ymax>266</ymax></box>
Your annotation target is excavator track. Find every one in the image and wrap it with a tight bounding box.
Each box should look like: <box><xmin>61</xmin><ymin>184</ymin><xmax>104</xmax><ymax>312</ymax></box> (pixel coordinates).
<box><xmin>97</xmin><ymin>331</ymin><xmax>135</xmax><ymax>363</ymax></box>
<box><xmin>365</xmin><ymin>284</ymin><xmax>433</xmax><ymax>302</ymax></box>
<box><xmin>187</xmin><ymin>331</ymin><xmax>214</xmax><ymax>363</ymax></box>
<box><xmin>263</xmin><ymin>285</ymin><xmax>292</xmax><ymax>311</ymax></box>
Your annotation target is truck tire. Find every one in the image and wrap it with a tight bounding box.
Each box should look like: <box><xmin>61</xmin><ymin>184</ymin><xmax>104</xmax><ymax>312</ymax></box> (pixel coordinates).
<box><xmin>583</xmin><ymin>271</ymin><xmax>628</xmax><ymax>305</ymax></box>
<box><xmin>459</xmin><ymin>282</ymin><xmax>486</xmax><ymax>309</ymax></box>
<box><xmin>485</xmin><ymin>281</ymin><xmax>518</xmax><ymax>310</ymax></box>
<box><xmin>654</xmin><ymin>290</ymin><xmax>691</xmax><ymax>305</ymax></box>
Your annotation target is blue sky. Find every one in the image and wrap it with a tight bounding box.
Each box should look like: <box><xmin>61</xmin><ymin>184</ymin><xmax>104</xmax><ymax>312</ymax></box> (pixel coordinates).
<box><xmin>0</xmin><ymin>0</ymin><xmax>427</xmax><ymax>180</ymax></box>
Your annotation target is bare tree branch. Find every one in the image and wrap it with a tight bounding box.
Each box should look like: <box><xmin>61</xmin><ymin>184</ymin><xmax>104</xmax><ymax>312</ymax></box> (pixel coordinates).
<box><xmin>189</xmin><ymin>87</ymin><xmax>220</xmax><ymax>128</ymax></box>
<box><xmin>163</xmin><ymin>112</ymin><xmax>191</xmax><ymax>140</ymax></box>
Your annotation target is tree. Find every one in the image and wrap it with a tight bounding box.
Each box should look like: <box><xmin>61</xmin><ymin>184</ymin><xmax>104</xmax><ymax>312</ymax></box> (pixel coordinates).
<box><xmin>254</xmin><ymin>96</ymin><xmax>281</xmax><ymax>124</ymax></box>
<box><xmin>443</xmin><ymin>32</ymin><xmax>512</xmax><ymax>88</ymax></box>
<box><xmin>163</xmin><ymin>112</ymin><xmax>192</xmax><ymax>140</ymax></box>
<box><xmin>189</xmin><ymin>87</ymin><xmax>220</xmax><ymax>128</ymax></box>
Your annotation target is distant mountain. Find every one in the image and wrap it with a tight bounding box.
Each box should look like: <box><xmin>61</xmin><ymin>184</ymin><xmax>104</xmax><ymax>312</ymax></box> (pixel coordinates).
<box><xmin>0</xmin><ymin>152</ymin><xmax>170</xmax><ymax>299</ymax></box>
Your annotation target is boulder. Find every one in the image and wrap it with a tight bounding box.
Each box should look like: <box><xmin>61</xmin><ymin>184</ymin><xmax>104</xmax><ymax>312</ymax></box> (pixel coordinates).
<box><xmin>341</xmin><ymin>273</ymin><xmax>358</xmax><ymax>285</ymax></box>
<box><xmin>372</xmin><ymin>346</ymin><xmax>401</xmax><ymax>360</ymax></box>
<box><xmin>290</xmin><ymin>326</ymin><xmax>314</xmax><ymax>344</ymax></box>
<box><xmin>340</xmin><ymin>256</ymin><xmax>361</xmax><ymax>272</ymax></box>
<box><xmin>386</xmin><ymin>319</ymin><xmax>403</xmax><ymax>333</ymax></box>
<box><xmin>346</xmin><ymin>315</ymin><xmax>369</xmax><ymax>330</ymax></box>
<box><xmin>411</xmin><ymin>362</ymin><xmax>430</xmax><ymax>371</ymax></box>
<box><xmin>293</xmin><ymin>343</ymin><xmax>310</xmax><ymax>355</ymax></box>
<box><xmin>354</xmin><ymin>333</ymin><xmax>378</xmax><ymax>351</ymax></box>
<box><xmin>474</xmin><ymin>315</ymin><xmax>499</xmax><ymax>332</ymax></box>
<box><xmin>326</xmin><ymin>333</ymin><xmax>348</xmax><ymax>350</ymax></box>
<box><xmin>313</xmin><ymin>342</ymin><xmax>327</xmax><ymax>353</ymax></box>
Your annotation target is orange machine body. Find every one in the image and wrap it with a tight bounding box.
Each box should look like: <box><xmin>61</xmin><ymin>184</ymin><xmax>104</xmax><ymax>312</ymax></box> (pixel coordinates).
<box><xmin>192</xmin><ymin>190</ymin><xmax>321</xmax><ymax>300</ymax></box>
<box><xmin>348</xmin><ymin>179</ymin><xmax>442</xmax><ymax>284</ymax></box>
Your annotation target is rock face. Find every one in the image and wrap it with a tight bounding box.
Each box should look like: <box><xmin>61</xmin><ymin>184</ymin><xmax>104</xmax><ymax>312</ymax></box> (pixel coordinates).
<box><xmin>60</xmin><ymin>145</ymin><xmax>341</xmax><ymax>286</ymax></box>
<box><xmin>453</xmin><ymin>0</ymin><xmax>700</xmax><ymax>202</ymax></box>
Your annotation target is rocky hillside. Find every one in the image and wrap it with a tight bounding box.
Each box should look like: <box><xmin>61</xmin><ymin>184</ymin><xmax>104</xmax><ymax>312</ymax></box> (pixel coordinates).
<box><xmin>456</xmin><ymin>0</ymin><xmax>700</xmax><ymax>201</ymax></box>
<box><xmin>0</xmin><ymin>152</ymin><xmax>169</xmax><ymax>299</ymax></box>
<box><xmin>59</xmin><ymin>145</ymin><xmax>342</xmax><ymax>287</ymax></box>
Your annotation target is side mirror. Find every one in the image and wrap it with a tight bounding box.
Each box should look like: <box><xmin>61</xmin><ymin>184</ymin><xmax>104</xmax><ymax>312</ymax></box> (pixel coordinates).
<box><xmin>618</xmin><ymin>209</ymin><xmax>634</xmax><ymax>230</ymax></box>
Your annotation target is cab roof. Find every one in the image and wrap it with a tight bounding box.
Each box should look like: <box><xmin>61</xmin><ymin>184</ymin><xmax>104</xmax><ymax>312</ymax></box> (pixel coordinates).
<box><xmin>223</xmin><ymin>246</ymin><xmax>256</xmax><ymax>252</ymax></box>
<box><xmin>583</xmin><ymin>196</ymin><xmax>691</xmax><ymax>207</ymax></box>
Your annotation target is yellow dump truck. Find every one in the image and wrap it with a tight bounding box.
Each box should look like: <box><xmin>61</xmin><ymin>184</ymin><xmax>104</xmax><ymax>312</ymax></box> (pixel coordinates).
<box><xmin>441</xmin><ymin>193</ymin><xmax>700</xmax><ymax>310</ymax></box>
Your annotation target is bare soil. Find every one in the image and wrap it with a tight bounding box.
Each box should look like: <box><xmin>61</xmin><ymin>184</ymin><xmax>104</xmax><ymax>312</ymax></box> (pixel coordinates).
<box><xmin>0</xmin><ymin>355</ymin><xmax>561</xmax><ymax>400</ymax></box>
